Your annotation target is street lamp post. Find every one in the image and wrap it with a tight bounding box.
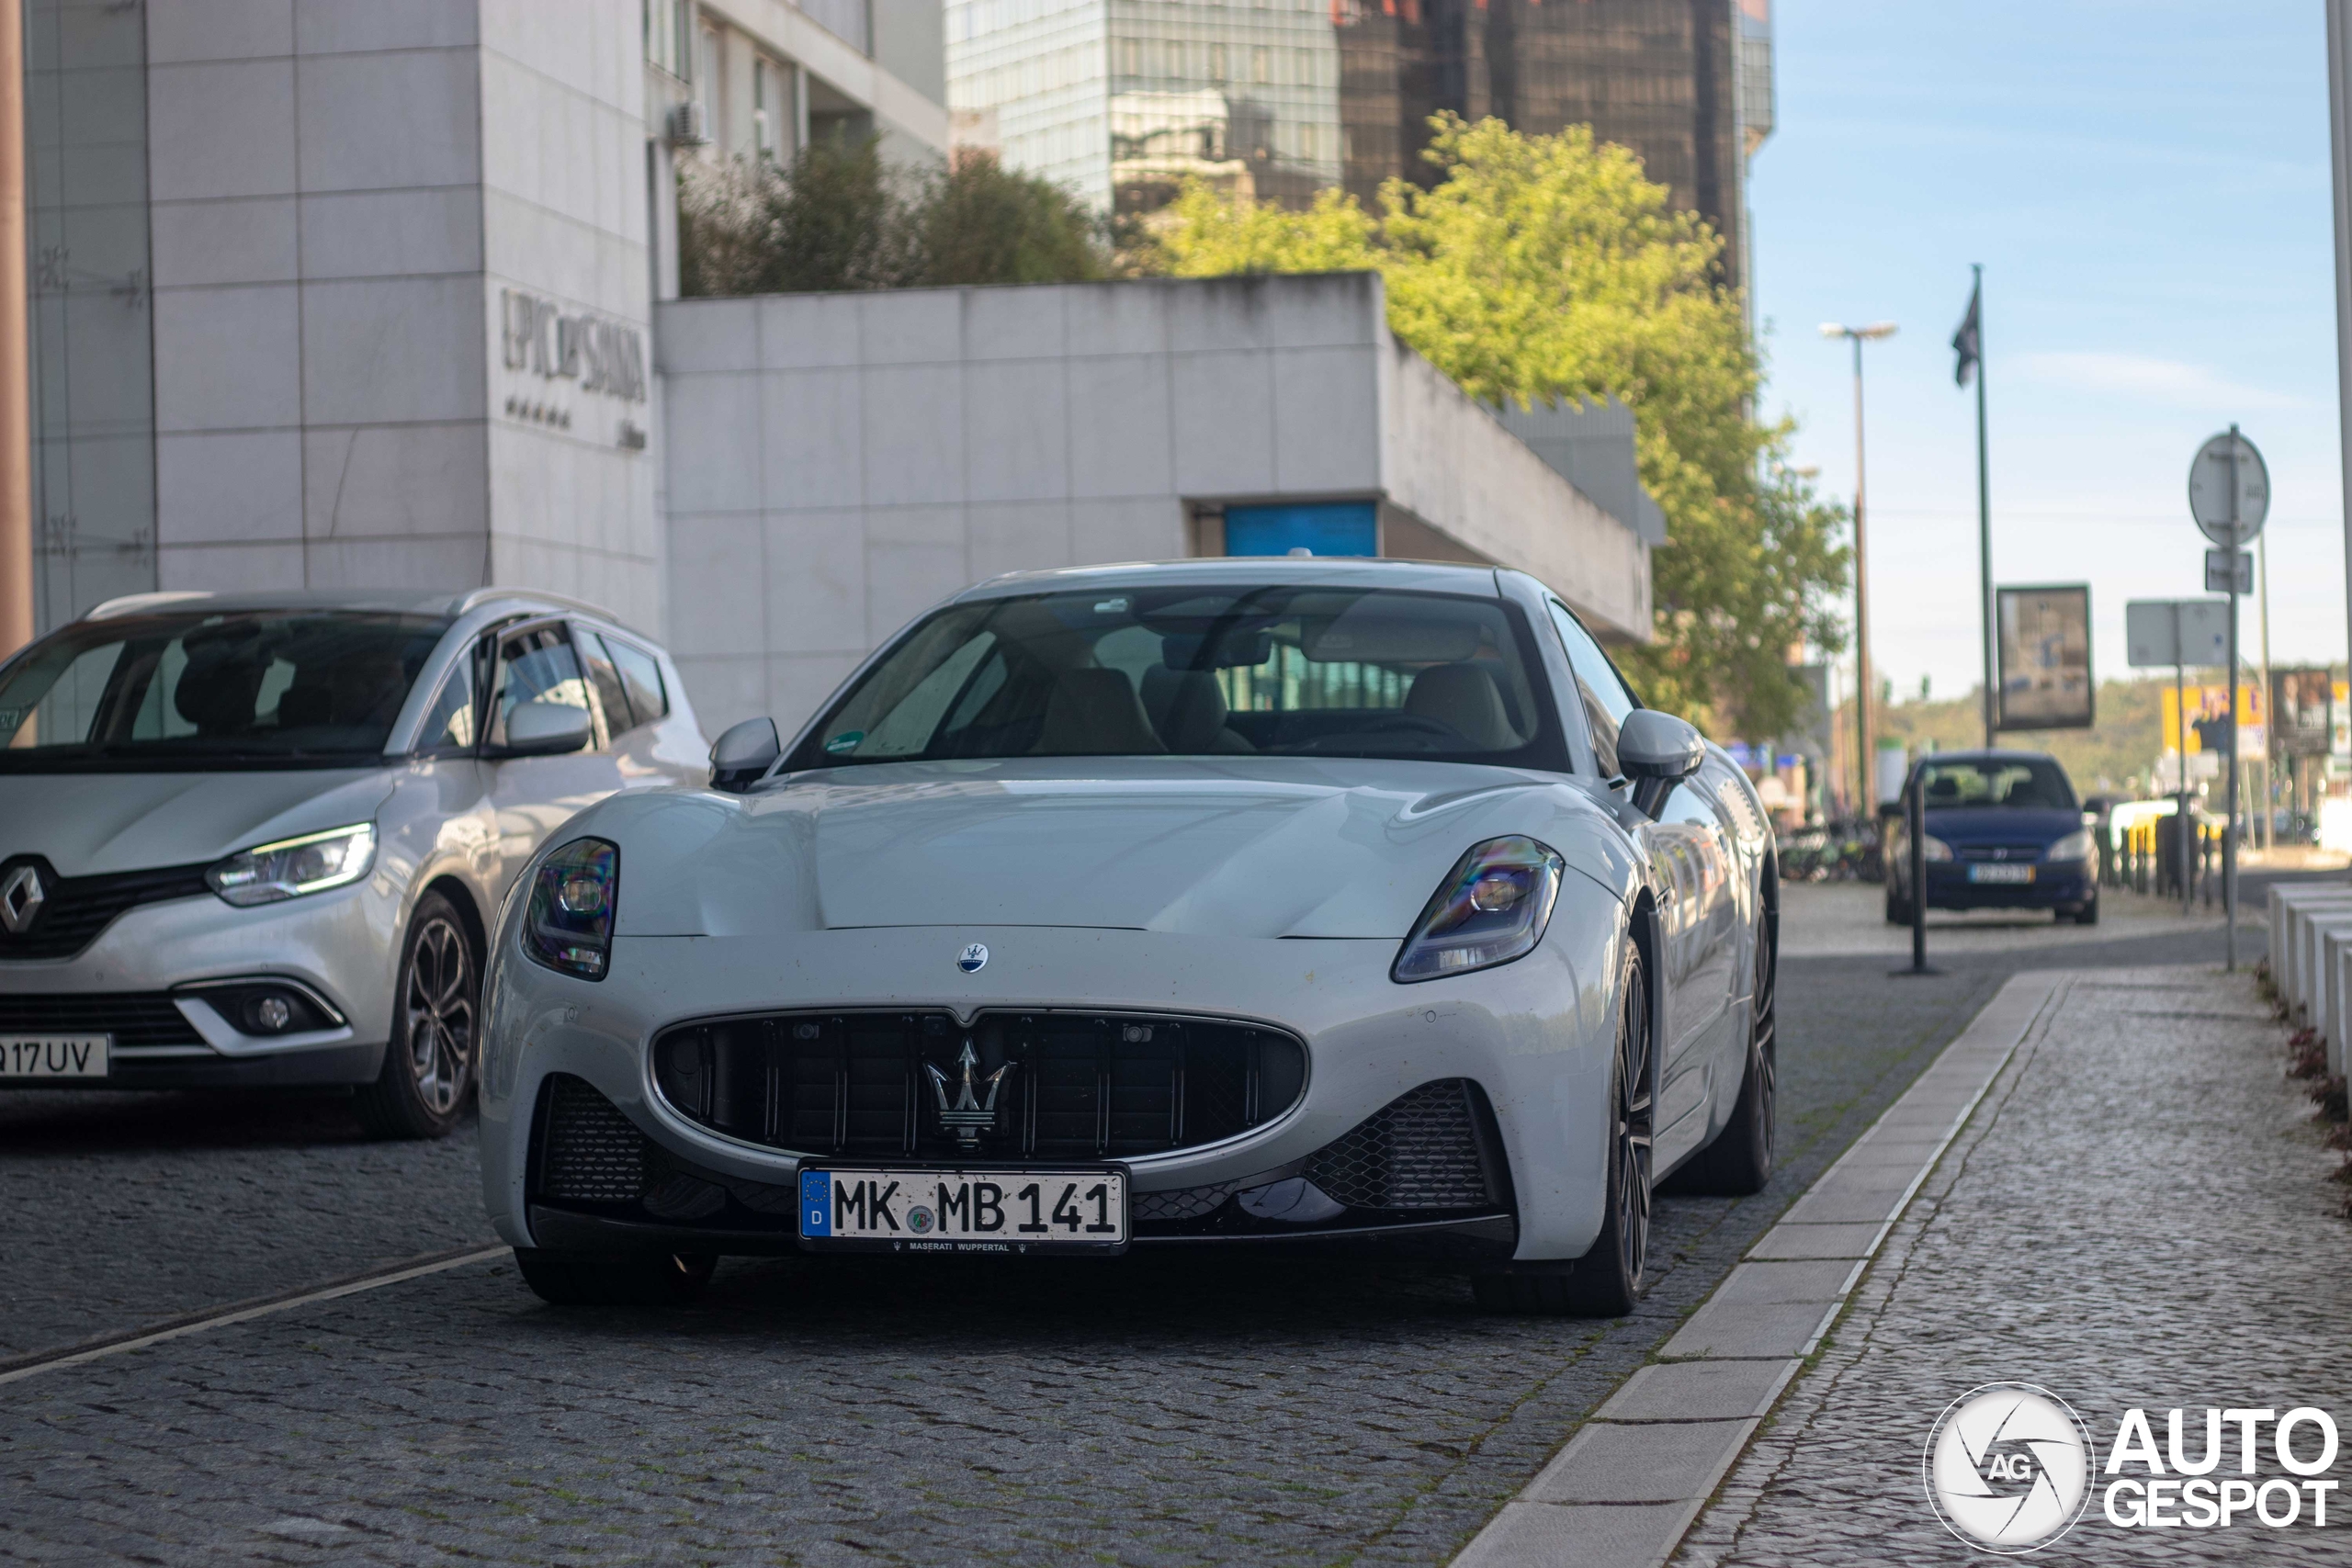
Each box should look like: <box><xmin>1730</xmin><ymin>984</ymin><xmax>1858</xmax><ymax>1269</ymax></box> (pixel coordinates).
<box><xmin>1822</xmin><ymin>321</ymin><xmax>1898</xmax><ymax>817</ymax></box>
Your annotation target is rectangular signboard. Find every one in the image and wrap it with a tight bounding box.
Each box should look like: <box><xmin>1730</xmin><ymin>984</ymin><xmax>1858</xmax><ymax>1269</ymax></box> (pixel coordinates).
<box><xmin>1996</xmin><ymin>584</ymin><xmax>2094</xmax><ymax>731</ymax></box>
<box><xmin>2124</xmin><ymin>599</ymin><xmax>2230</xmax><ymax>669</ymax></box>
<box><xmin>2204</xmin><ymin>549</ymin><xmax>2254</xmax><ymax>594</ymax></box>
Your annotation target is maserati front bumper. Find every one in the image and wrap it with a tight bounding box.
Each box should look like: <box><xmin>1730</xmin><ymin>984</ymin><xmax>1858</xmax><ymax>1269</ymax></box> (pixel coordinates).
<box><xmin>480</xmin><ymin>877</ymin><xmax>1631</xmax><ymax>1265</ymax></box>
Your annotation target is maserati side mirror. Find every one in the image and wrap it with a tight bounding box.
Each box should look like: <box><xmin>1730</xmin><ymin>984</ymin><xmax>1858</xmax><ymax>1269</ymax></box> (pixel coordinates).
<box><xmin>1616</xmin><ymin>709</ymin><xmax>1704</xmax><ymax>819</ymax></box>
<box><xmin>709</xmin><ymin>716</ymin><xmax>781</xmax><ymax>794</ymax></box>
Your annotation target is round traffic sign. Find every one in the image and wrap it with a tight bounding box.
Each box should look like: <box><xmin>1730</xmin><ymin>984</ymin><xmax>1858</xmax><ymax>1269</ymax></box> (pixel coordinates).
<box><xmin>2188</xmin><ymin>430</ymin><xmax>2269</xmax><ymax>544</ymax></box>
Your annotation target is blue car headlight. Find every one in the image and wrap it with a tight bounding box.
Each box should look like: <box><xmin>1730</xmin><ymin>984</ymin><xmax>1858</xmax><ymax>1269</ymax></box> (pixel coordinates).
<box><xmin>523</xmin><ymin>837</ymin><xmax>618</xmax><ymax>980</ymax></box>
<box><xmin>1393</xmin><ymin>835</ymin><xmax>1566</xmax><ymax>983</ymax></box>
<box><xmin>2047</xmin><ymin>828</ymin><xmax>2095</xmax><ymax>863</ymax></box>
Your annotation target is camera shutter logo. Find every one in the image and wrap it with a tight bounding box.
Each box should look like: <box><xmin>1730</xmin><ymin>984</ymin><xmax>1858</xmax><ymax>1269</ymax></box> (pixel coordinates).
<box><xmin>1924</xmin><ymin>1383</ymin><xmax>2097</xmax><ymax>1552</ymax></box>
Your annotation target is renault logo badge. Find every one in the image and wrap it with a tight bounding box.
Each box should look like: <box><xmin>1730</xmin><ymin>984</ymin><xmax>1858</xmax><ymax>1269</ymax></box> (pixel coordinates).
<box><xmin>957</xmin><ymin>942</ymin><xmax>988</xmax><ymax>974</ymax></box>
<box><xmin>0</xmin><ymin>863</ymin><xmax>46</xmax><ymax>935</ymax></box>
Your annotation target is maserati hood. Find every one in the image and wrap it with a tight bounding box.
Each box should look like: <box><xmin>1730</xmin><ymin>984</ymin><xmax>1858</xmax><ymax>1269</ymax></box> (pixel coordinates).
<box><xmin>606</xmin><ymin>758</ymin><xmax>1632</xmax><ymax>940</ymax></box>
<box><xmin>0</xmin><ymin>768</ymin><xmax>397</xmax><ymax>876</ymax></box>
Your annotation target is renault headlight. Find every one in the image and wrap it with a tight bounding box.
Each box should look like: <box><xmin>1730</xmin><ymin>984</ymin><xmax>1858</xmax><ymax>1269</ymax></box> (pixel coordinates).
<box><xmin>1393</xmin><ymin>836</ymin><xmax>1566</xmax><ymax>983</ymax></box>
<box><xmin>524</xmin><ymin>838</ymin><xmax>619</xmax><ymax>980</ymax></box>
<box><xmin>2048</xmin><ymin>828</ymin><xmax>2096</xmax><ymax>862</ymax></box>
<box><xmin>207</xmin><ymin>823</ymin><xmax>377</xmax><ymax>907</ymax></box>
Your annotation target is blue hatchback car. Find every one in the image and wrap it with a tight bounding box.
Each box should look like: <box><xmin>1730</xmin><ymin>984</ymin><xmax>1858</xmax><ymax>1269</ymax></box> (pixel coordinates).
<box><xmin>1884</xmin><ymin>750</ymin><xmax>2098</xmax><ymax>925</ymax></box>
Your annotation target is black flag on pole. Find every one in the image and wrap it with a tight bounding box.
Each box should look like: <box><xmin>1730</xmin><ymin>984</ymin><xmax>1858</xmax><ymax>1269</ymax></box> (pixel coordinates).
<box><xmin>1952</xmin><ymin>280</ymin><xmax>1982</xmax><ymax>387</ymax></box>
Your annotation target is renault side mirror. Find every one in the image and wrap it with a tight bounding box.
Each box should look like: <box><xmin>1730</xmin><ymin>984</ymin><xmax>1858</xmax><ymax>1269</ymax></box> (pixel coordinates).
<box><xmin>493</xmin><ymin>700</ymin><xmax>592</xmax><ymax>757</ymax></box>
<box><xmin>710</xmin><ymin>716</ymin><xmax>780</xmax><ymax>794</ymax></box>
<box><xmin>1617</xmin><ymin>709</ymin><xmax>1704</xmax><ymax>819</ymax></box>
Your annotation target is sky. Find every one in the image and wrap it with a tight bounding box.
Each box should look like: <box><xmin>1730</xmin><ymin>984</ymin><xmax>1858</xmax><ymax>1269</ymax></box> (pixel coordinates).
<box><xmin>1750</xmin><ymin>0</ymin><xmax>2345</xmax><ymax>705</ymax></box>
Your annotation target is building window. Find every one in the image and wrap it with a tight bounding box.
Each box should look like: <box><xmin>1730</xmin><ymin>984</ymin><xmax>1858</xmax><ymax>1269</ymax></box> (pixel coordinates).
<box><xmin>753</xmin><ymin>57</ymin><xmax>778</xmax><ymax>160</ymax></box>
<box><xmin>1116</xmin><ymin>37</ymin><xmax>1139</xmax><ymax>77</ymax></box>
<box><xmin>699</xmin><ymin>25</ymin><xmax>722</xmax><ymax>128</ymax></box>
<box><xmin>646</xmin><ymin>0</ymin><xmax>691</xmax><ymax>79</ymax></box>
<box><xmin>1209</xmin><ymin>42</ymin><xmax>1227</xmax><ymax>82</ymax></box>
<box><xmin>1251</xmin><ymin>46</ymin><xmax>1270</xmax><ymax>84</ymax></box>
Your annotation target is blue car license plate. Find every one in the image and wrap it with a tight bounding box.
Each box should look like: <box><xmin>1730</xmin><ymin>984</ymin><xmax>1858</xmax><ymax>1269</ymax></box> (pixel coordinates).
<box><xmin>1967</xmin><ymin>863</ymin><xmax>2034</xmax><ymax>885</ymax></box>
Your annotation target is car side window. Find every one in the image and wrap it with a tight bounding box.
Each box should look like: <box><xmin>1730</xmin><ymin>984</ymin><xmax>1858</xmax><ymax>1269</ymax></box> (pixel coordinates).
<box><xmin>1546</xmin><ymin>599</ymin><xmax>1640</xmax><ymax>777</ymax></box>
<box><xmin>572</xmin><ymin>627</ymin><xmax>637</xmax><ymax>738</ymax></box>
<box><xmin>414</xmin><ymin>657</ymin><xmax>479</xmax><ymax>753</ymax></box>
<box><xmin>490</xmin><ymin>626</ymin><xmax>595</xmax><ymax>749</ymax></box>
<box><xmin>605</xmin><ymin>637</ymin><xmax>669</xmax><ymax>724</ymax></box>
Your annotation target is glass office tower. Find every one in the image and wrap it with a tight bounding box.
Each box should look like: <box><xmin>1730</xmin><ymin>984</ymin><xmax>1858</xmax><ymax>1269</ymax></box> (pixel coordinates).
<box><xmin>947</xmin><ymin>0</ymin><xmax>1341</xmax><ymax>216</ymax></box>
<box><xmin>951</xmin><ymin>1</ymin><xmax>1770</xmax><ymax>295</ymax></box>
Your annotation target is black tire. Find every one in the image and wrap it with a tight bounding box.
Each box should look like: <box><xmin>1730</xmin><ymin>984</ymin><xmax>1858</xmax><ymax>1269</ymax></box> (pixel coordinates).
<box><xmin>1665</xmin><ymin>917</ymin><xmax>1777</xmax><ymax>1196</ymax></box>
<box><xmin>354</xmin><ymin>892</ymin><xmax>479</xmax><ymax>1140</ymax></box>
<box><xmin>2072</xmin><ymin>896</ymin><xmax>2099</xmax><ymax>927</ymax></box>
<box><xmin>514</xmin><ymin>1248</ymin><xmax>715</xmax><ymax>1306</ymax></box>
<box><xmin>1475</xmin><ymin>938</ymin><xmax>1652</xmax><ymax>1317</ymax></box>
<box><xmin>1884</xmin><ymin>882</ymin><xmax>1911</xmax><ymax>925</ymax></box>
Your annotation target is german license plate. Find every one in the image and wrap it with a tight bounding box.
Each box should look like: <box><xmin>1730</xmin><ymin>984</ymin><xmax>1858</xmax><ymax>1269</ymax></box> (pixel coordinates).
<box><xmin>1968</xmin><ymin>863</ymin><xmax>2034</xmax><ymax>885</ymax></box>
<box><xmin>798</xmin><ymin>1166</ymin><xmax>1128</xmax><ymax>1256</ymax></box>
<box><xmin>0</xmin><ymin>1034</ymin><xmax>108</xmax><ymax>1078</ymax></box>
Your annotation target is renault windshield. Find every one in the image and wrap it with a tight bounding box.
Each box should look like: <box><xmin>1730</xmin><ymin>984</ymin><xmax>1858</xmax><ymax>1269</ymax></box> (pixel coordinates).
<box><xmin>0</xmin><ymin>611</ymin><xmax>451</xmax><ymax>772</ymax></box>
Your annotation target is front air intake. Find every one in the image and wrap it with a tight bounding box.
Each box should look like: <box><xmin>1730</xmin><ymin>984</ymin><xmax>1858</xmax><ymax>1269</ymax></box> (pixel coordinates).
<box><xmin>535</xmin><ymin>1074</ymin><xmax>650</xmax><ymax>1204</ymax></box>
<box><xmin>1302</xmin><ymin>1078</ymin><xmax>1498</xmax><ymax>1210</ymax></box>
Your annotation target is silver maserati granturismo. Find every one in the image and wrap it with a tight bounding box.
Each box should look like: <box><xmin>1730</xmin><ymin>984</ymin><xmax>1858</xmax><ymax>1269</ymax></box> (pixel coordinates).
<box><xmin>480</xmin><ymin>559</ymin><xmax>1779</xmax><ymax>1314</ymax></box>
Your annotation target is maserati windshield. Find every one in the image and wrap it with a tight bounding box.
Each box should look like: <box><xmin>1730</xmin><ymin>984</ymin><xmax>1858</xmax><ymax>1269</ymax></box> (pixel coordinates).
<box><xmin>786</xmin><ymin>584</ymin><xmax>1566</xmax><ymax>771</ymax></box>
<box><xmin>0</xmin><ymin>611</ymin><xmax>450</xmax><ymax>771</ymax></box>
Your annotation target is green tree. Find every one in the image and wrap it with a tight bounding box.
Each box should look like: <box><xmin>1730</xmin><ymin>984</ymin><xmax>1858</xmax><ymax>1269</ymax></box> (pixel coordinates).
<box><xmin>911</xmin><ymin>149</ymin><xmax>1108</xmax><ymax>286</ymax></box>
<box><xmin>678</xmin><ymin>141</ymin><xmax>1107</xmax><ymax>297</ymax></box>
<box><xmin>1150</xmin><ymin>115</ymin><xmax>1849</xmax><ymax>737</ymax></box>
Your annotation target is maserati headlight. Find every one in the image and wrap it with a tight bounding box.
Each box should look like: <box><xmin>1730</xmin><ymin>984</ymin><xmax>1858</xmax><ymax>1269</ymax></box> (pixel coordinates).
<box><xmin>524</xmin><ymin>837</ymin><xmax>618</xmax><ymax>980</ymax></box>
<box><xmin>207</xmin><ymin>823</ymin><xmax>377</xmax><ymax>907</ymax></box>
<box><xmin>2047</xmin><ymin>828</ymin><xmax>2096</xmax><ymax>862</ymax></box>
<box><xmin>1393</xmin><ymin>835</ymin><xmax>1566</xmax><ymax>983</ymax></box>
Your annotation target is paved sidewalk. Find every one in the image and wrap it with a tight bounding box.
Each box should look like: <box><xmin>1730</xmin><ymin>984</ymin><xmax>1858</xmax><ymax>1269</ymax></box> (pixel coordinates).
<box><xmin>1677</xmin><ymin>968</ymin><xmax>2352</xmax><ymax>1564</ymax></box>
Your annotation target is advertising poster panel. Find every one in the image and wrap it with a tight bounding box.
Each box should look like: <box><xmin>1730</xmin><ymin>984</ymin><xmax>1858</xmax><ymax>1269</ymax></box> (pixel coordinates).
<box><xmin>2160</xmin><ymin>682</ymin><xmax>2267</xmax><ymax>761</ymax></box>
<box><xmin>2271</xmin><ymin>668</ymin><xmax>2334</xmax><ymax>759</ymax></box>
<box><xmin>1996</xmin><ymin>585</ymin><xmax>2094</xmax><ymax>731</ymax></box>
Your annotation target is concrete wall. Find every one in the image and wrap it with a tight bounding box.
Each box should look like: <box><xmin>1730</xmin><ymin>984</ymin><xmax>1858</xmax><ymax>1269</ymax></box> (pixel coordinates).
<box><xmin>658</xmin><ymin>271</ymin><xmax>1654</xmax><ymax>737</ymax></box>
<box><xmin>142</xmin><ymin>0</ymin><xmax>662</xmax><ymax>631</ymax></box>
<box><xmin>1382</xmin><ymin>351</ymin><xmax>1654</xmax><ymax>647</ymax></box>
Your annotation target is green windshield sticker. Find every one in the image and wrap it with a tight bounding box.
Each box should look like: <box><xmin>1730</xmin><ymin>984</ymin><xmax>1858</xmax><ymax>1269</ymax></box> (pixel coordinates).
<box><xmin>823</xmin><ymin>730</ymin><xmax>865</xmax><ymax>754</ymax></box>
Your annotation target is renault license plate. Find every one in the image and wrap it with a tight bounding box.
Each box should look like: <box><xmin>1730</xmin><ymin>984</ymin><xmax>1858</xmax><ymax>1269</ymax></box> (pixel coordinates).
<box><xmin>1968</xmin><ymin>864</ymin><xmax>2033</xmax><ymax>885</ymax></box>
<box><xmin>798</xmin><ymin>1166</ymin><xmax>1128</xmax><ymax>1256</ymax></box>
<box><xmin>0</xmin><ymin>1034</ymin><xmax>109</xmax><ymax>1078</ymax></box>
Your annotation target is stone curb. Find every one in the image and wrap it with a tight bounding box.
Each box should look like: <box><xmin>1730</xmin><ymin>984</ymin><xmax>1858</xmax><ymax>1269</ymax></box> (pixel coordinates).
<box><xmin>1448</xmin><ymin>971</ymin><xmax>2064</xmax><ymax>1568</ymax></box>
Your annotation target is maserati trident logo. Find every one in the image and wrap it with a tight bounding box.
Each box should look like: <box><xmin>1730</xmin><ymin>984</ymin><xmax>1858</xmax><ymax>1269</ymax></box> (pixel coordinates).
<box><xmin>925</xmin><ymin>1040</ymin><xmax>1013</xmax><ymax>1149</ymax></box>
<box><xmin>957</xmin><ymin>942</ymin><xmax>989</xmax><ymax>973</ymax></box>
<box><xmin>0</xmin><ymin>863</ymin><xmax>46</xmax><ymax>935</ymax></box>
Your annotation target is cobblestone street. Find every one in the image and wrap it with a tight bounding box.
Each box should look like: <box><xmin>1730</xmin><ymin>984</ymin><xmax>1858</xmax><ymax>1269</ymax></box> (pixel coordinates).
<box><xmin>0</xmin><ymin>894</ymin><xmax>2292</xmax><ymax>1565</ymax></box>
<box><xmin>1678</xmin><ymin>964</ymin><xmax>2352</xmax><ymax>1565</ymax></box>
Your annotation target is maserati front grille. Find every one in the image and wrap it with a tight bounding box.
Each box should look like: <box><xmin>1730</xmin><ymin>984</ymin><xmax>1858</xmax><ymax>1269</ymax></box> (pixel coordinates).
<box><xmin>650</xmin><ymin>1009</ymin><xmax>1308</xmax><ymax>1163</ymax></box>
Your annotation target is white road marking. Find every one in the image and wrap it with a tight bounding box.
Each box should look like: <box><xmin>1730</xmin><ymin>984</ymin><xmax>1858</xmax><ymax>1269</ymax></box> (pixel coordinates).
<box><xmin>0</xmin><ymin>1245</ymin><xmax>507</xmax><ymax>1388</ymax></box>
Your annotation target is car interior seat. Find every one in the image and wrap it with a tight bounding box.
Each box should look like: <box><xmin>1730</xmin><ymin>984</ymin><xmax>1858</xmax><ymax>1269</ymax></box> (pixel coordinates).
<box><xmin>173</xmin><ymin>637</ymin><xmax>267</xmax><ymax>737</ymax></box>
<box><xmin>1140</xmin><ymin>666</ymin><xmax>1253</xmax><ymax>754</ymax></box>
<box><xmin>1034</xmin><ymin>668</ymin><xmax>1166</xmax><ymax>755</ymax></box>
<box><xmin>1403</xmin><ymin>663</ymin><xmax>1519</xmax><ymax>750</ymax></box>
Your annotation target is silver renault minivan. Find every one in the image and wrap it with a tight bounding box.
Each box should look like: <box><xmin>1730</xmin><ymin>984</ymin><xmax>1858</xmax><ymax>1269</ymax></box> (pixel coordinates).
<box><xmin>0</xmin><ymin>589</ymin><xmax>706</xmax><ymax>1136</ymax></box>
